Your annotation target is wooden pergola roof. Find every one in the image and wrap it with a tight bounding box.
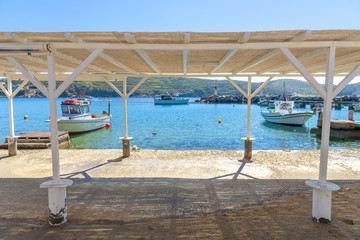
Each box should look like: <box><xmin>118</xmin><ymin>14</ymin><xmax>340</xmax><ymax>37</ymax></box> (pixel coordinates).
<box><xmin>1</xmin><ymin>30</ymin><xmax>360</xmax><ymax>80</ymax></box>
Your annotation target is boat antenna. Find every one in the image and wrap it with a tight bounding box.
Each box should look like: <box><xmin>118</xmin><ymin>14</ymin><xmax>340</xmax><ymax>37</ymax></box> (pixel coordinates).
<box><xmin>108</xmin><ymin>98</ymin><xmax>111</xmax><ymax>115</ymax></box>
<box><xmin>214</xmin><ymin>80</ymin><xmax>218</xmax><ymax>96</ymax></box>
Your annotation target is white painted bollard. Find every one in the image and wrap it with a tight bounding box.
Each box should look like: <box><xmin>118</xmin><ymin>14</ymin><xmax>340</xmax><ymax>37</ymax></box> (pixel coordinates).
<box><xmin>241</xmin><ymin>137</ymin><xmax>255</xmax><ymax>160</ymax></box>
<box><xmin>305</xmin><ymin>180</ymin><xmax>340</xmax><ymax>223</ymax></box>
<box><xmin>40</xmin><ymin>179</ymin><xmax>73</xmax><ymax>226</ymax></box>
<box><xmin>6</xmin><ymin>136</ymin><xmax>19</xmax><ymax>156</ymax></box>
<box><xmin>120</xmin><ymin>137</ymin><xmax>133</xmax><ymax>157</ymax></box>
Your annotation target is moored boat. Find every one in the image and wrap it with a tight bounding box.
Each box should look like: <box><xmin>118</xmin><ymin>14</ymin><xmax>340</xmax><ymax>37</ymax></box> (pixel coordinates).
<box><xmin>261</xmin><ymin>101</ymin><xmax>315</xmax><ymax>126</ymax></box>
<box><xmin>354</xmin><ymin>103</ymin><xmax>360</xmax><ymax>111</ymax></box>
<box><xmin>58</xmin><ymin>99</ymin><xmax>111</xmax><ymax>134</ymax></box>
<box><xmin>154</xmin><ymin>94</ymin><xmax>189</xmax><ymax>105</ymax></box>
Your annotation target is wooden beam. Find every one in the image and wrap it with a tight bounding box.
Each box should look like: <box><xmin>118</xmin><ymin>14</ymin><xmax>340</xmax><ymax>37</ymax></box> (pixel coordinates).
<box><xmin>0</xmin><ymin>59</ymin><xmax>47</xmax><ymax>72</ymax></box>
<box><xmin>0</xmin><ymin>82</ymin><xmax>10</xmax><ymax>97</ymax></box>
<box><xmin>65</xmin><ymin>32</ymin><xmax>136</xmax><ymax>73</ymax></box>
<box><xmin>238</xmin><ymin>32</ymin><xmax>251</xmax><ymax>43</ymax></box>
<box><xmin>251</xmin><ymin>76</ymin><xmax>273</xmax><ymax>98</ymax></box>
<box><xmin>332</xmin><ymin>63</ymin><xmax>360</xmax><ymax>98</ymax></box>
<box><xmin>225</xmin><ymin>76</ymin><xmax>248</xmax><ymax>97</ymax></box>
<box><xmin>280</xmin><ymin>47</ymin><xmax>326</xmax><ymax>98</ymax></box>
<box><xmin>50</xmin><ymin>41</ymin><xmax>360</xmax><ymax>51</ymax></box>
<box><xmin>232</xmin><ymin>50</ymin><xmax>280</xmax><ymax>73</ymax></box>
<box><xmin>304</xmin><ymin>50</ymin><xmax>360</xmax><ymax>72</ymax></box>
<box><xmin>136</xmin><ymin>50</ymin><xmax>161</xmax><ymax>73</ymax></box>
<box><xmin>334</xmin><ymin>61</ymin><xmax>360</xmax><ymax>72</ymax></box>
<box><xmin>126</xmin><ymin>77</ymin><xmax>148</xmax><ymax>97</ymax></box>
<box><xmin>11</xmin><ymin>79</ymin><xmax>29</xmax><ymax>97</ymax></box>
<box><xmin>184</xmin><ymin>32</ymin><xmax>191</xmax><ymax>44</ymax></box>
<box><xmin>16</xmin><ymin>55</ymin><xmax>74</xmax><ymax>72</ymax></box>
<box><xmin>259</xmin><ymin>49</ymin><xmax>326</xmax><ymax>73</ymax></box>
<box><xmin>7</xmin><ymin>57</ymin><xmax>49</xmax><ymax>97</ymax></box>
<box><xmin>209</xmin><ymin>49</ymin><xmax>238</xmax><ymax>74</ymax></box>
<box><xmin>5</xmin><ymin>32</ymin><xmax>108</xmax><ymax>73</ymax></box>
<box><xmin>232</xmin><ymin>31</ymin><xmax>313</xmax><ymax>74</ymax></box>
<box><xmin>55</xmin><ymin>49</ymin><xmax>103</xmax><ymax>98</ymax></box>
<box><xmin>106</xmin><ymin>80</ymin><xmax>124</xmax><ymax>98</ymax></box>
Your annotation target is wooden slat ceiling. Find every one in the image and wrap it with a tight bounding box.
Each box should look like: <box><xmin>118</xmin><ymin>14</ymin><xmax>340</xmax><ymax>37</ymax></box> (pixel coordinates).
<box><xmin>0</xmin><ymin>30</ymin><xmax>359</xmax><ymax>78</ymax></box>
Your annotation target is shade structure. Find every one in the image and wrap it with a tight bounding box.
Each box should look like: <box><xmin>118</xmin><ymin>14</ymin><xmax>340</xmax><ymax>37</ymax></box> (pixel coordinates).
<box><xmin>1</xmin><ymin>30</ymin><xmax>360</xmax><ymax>226</ymax></box>
<box><xmin>0</xmin><ymin>30</ymin><xmax>359</xmax><ymax>79</ymax></box>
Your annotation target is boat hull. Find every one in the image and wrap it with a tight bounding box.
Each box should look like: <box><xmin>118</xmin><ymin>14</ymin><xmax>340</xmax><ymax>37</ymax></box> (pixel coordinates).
<box><xmin>58</xmin><ymin>114</ymin><xmax>111</xmax><ymax>134</ymax></box>
<box><xmin>261</xmin><ymin>111</ymin><xmax>315</xmax><ymax>126</ymax></box>
<box><xmin>154</xmin><ymin>99</ymin><xmax>189</xmax><ymax>105</ymax></box>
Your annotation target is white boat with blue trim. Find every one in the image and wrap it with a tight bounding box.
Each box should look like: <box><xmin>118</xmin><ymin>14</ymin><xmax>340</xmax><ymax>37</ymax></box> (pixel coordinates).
<box><xmin>58</xmin><ymin>99</ymin><xmax>111</xmax><ymax>134</ymax></box>
<box><xmin>261</xmin><ymin>101</ymin><xmax>315</xmax><ymax>126</ymax></box>
<box><xmin>154</xmin><ymin>94</ymin><xmax>189</xmax><ymax>105</ymax></box>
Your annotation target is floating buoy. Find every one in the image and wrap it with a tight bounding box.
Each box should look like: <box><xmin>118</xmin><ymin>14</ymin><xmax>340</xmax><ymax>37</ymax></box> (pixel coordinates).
<box><xmin>233</xmin><ymin>105</ymin><xmax>235</xmax><ymax>107</ymax></box>
<box><xmin>24</xmin><ymin>115</ymin><xmax>28</xmax><ymax>119</ymax></box>
<box><xmin>218</xmin><ymin>119</ymin><xmax>221</xmax><ymax>123</ymax></box>
<box><xmin>105</xmin><ymin>123</ymin><xmax>110</xmax><ymax>128</ymax></box>
<box><xmin>132</xmin><ymin>145</ymin><xmax>140</xmax><ymax>151</ymax></box>
<box><xmin>152</xmin><ymin>132</ymin><xmax>157</xmax><ymax>135</ymax></box>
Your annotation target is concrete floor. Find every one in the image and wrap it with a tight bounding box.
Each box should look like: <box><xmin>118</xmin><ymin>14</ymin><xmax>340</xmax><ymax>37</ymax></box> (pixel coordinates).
<box><xmin>0</xmin><ymin>149</ymin><xmax>359</xmax><ymax>239</ymax></box>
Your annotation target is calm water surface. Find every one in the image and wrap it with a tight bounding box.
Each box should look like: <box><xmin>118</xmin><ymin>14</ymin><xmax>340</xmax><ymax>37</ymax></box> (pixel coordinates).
<box><xmin>0</xmin><ymin>97</ymin><xmax>359</xmax><ymax>150</ymax></box>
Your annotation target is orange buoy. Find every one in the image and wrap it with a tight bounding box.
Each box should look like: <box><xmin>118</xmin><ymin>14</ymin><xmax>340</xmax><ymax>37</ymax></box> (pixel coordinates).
<box><xmin>105</xmin><ymin>123</ymin><xmax>110</xmax><ymax>128</ymax></box>
<box><xmin>152</xmin><ymin>132</ymin><xmax>157</xmax><ymax>135</ymax></box>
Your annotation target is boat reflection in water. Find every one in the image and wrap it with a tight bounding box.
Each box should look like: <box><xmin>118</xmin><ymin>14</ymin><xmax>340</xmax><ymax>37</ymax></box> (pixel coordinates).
<box><xmin>58</xmin><ymin>99</ymin><xmax>111</xmax><ymax>134</ymax></box>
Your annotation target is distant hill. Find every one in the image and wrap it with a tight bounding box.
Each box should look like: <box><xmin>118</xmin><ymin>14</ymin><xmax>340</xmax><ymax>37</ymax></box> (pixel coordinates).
<box><xmin>1</xmin><ymin>77</ymin><xmax>359</xmax><ymax>98</ymax></box>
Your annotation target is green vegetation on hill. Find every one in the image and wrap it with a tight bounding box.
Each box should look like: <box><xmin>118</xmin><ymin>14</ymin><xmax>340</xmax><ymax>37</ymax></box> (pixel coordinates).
<box><xmin>1</xmin><ymin>77</ymin><xmax>360</xmax><ymax>98</ymax></box>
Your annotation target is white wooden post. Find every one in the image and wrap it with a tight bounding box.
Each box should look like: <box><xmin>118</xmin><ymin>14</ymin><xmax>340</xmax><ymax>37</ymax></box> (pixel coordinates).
<box><xmin>123</xmin><ymin>78</ymin><xmax>128</xmax><ymax>138</ymax></box>
<box><xmin>241</xmin><ymin>76</ymin><xmax>255</xmax><ymax>160</ymax></box>
<box><xmin>247</xmin><ymin>77</ymin><xmax>252</xmax><ymax>139</ymax></box>
<box><xmin>5</xmin><ymin>76</ymin><xmax>19</xmax><ymax>156</ymax></box>
<box><xmin>120</xmin><ymin>77</ymin><xmax>132</xmax><ymax>157</ymax></box>
<box><xmin>40</xmin><ymin>54</ymin><xmax>72</xmax><ymax>226</ymax></box>
<box><xmin>107</xmin><ymin>77</ymin><xmax>148</xmax><ymax>157</ymax></box>
<box><xmin>7</xmin><ymin>77</ymin><xmax>14</xmax><ymax>137</ymax></box>
<box><xmin>305</xmin><ymin>46</ymin><xmax>340</xmax><ymax>223</ymax></box>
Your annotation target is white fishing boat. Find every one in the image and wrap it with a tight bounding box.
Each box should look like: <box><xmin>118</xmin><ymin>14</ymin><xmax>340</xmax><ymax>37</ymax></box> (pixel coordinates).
<box><xmin>57</xmin><ymin>99</ymin><xmax>111</xmax><ymax>134</ymax></box>
<box><xmin>154</xmin><ymin>94</ymin><xmax>189</xmax><ymax>105</ymax></box>
<box><xmin>353</xmin><ymin>103</ymin><xmax>360</xmax><ymax>111</ymax></box>
<box><xmin>257</xmin><ymin>98</ymin><xmax>268</xmax><ymax>106</ymax></box>
<box><xmin>261</xmin><ymin>101</ymin><xmax>315</xmax><ymax>126</ymax></box>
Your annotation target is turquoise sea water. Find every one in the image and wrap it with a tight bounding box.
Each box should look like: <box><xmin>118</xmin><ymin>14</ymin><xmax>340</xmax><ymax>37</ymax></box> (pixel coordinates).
<box><xmin>0</xmin><ymin>97</ymin><xmax>359</xmax><ymax>150</ymax></box>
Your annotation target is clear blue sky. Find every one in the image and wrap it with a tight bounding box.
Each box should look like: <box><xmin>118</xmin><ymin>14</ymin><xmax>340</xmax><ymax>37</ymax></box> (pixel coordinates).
<box><xmin>1</xmin><ymin>0</ymin><xmax>359</xmax><ymax>32</ymax></box>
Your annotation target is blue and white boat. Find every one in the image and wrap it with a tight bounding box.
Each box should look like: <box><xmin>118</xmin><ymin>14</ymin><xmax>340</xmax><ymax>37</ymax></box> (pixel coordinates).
<box><xmin>57</xmin><ymin>99</ymin><xmax>111</xmax><ymax>134</ymax></box>
<box><xmin>261</xmin><ymin>101</ymin><xmax>315</xmax><ymax>126</ymax></box>
<box><xmin>154</xmin><ymin>94</ymin><xmax>189</xmax><ymax>105</ymax></box>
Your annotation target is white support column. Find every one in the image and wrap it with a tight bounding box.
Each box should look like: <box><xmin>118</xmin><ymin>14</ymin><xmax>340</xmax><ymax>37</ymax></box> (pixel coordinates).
<box><xmin>5</xmin><ymin>77</ymin><xmax>19</xmax><ymax>156</ymax></box>
<box><xmin>107</xmin><ymin>77</ymin><xmax>148</xmax><ymax>157</ymax></box>
<box><xmin>241</xmin><ymin>77</ymin><xmax>255</xmax><ymax>160</ymax></box>
<box><xmin>1</xmin><ymin>77</ymin><xmax>30</xmax><ymax>156</ymax></box>
<box><xmin>119</xmin><ymin>77</ymin><xmax>132</xmax><ymax>157</ymax></box>
<box><xmin>123</xmin><ymin>78</ymin><xmax>128</xmax><ymax>138</ymax></box>
<box><xmin>305</xmin><ymin>46</ymin><xmax>340</xmax><ymax>223</ymax></box>
<box><xmin>40</xmin><ymin>54</ymin><xmax>72</xmax><ymax>226</ymax></box>
<box><xmin>7</xmin><ymin>77</ymin><xmax>14</xmax><ymax>137</ymax></box>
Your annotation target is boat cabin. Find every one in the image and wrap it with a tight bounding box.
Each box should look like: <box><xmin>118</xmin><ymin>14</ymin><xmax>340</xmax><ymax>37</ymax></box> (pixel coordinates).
<box><xmin>61</xmin><ymin>99</ymin><xmax>91</xmax><ymax>117</ymax></box>
<box><xmin>274</xmin><ymin>101</ymin><xmax>294</xmax><ymax>114</ymax></box>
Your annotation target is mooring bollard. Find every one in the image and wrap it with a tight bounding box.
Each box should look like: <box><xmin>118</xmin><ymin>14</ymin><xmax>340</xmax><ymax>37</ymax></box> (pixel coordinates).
<box><xmin>305</xmin><ymin>180</ymin><xmax>340</xmax><ymax>223</ymax></box>
<box><xmin>40</xmin><ymin>179</ymin><xmax>73</xmax><ymax>226</ymax></box>
<box><xmin>241</xmin><ymin>137</ymin><xmax>255</xmax><ymax>160</ymax></box>
<box><xmin>348</xmin><ymin>110</ymin><xmax>354</xmax><ymax>120</ymax></box>
<box><xmin>120</xmin><ymin>137</ymin><xmax>133</xmax><ymax>157</ymax></box>
<box><xmin>5</xmin><ymin>136</ymin><xmax>19</xmax><ymax>156</ymax></box>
